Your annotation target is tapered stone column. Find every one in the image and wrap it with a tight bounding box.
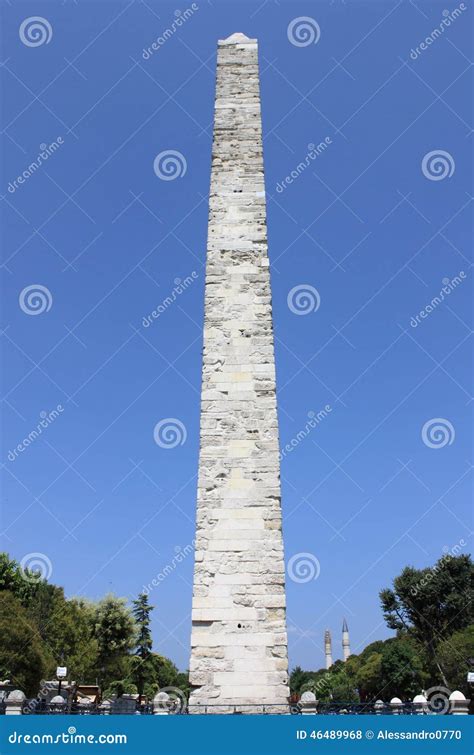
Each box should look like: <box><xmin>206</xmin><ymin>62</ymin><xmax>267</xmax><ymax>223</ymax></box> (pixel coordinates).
<box><xmin>189</xmin><ymin>32</ymin><xmax>289</xmax><ymax>713</ymax></box>
<box><xmin>342</xmin><ymin>618</ymin><xmax>351</xmax><ymax>661</ymax></box>
<box><xmin>324</xmin><ymin>630</ymin><xmax>333</xmax><ymax>670</ymax></box>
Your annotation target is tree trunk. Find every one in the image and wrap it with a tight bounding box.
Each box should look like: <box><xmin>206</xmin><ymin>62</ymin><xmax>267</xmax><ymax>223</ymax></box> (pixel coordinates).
<box><xmin>433</xmin><ymin>655</ymin><xmax>449</xmax><ymax>689</ymax></box>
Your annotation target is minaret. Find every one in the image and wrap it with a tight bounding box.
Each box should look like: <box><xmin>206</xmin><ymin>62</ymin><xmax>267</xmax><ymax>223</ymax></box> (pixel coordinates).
<box><xmin>188</xmin><ymin>32</ymin><xmax>289</xmax><ymax>713</ymax></box>
<box><xmin>324</xmin><ymin>629</ymin><xmax>333</xmax><ymax>670</ymax></box>
<box><xmin>342</xmin><ymin>618</ymin><xmax>351</xmax><ymax>661</ymax></box>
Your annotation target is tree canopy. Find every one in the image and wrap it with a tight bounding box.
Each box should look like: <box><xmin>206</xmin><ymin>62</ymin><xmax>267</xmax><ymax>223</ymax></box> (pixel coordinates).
<box><xmin>3</xmin><ymin>550</ymin><xmax>471</xmax><ymax>703</ymax></box>
<box><xmin>130</xmin><ymin>593</ymin><xmax>155</xmax><ymax>699</ymax></box>
<box><xmin>0</xmin><ymin>591</ymin><xmax>48</xmax><ymax>697</ymax></box>
<box><xmin>290</xmin><ymin>554</ymin><xmax>473</xmax><ymax>702</ymax></box>
<box><xmin>380</xmin><ymin>554</ymin><xmax>473</xmax><ymax>687</ymax></box>
<box><xmin>0</xmin><ymin>553</ymin><xmax>187</xmax><ymax>701</ymax></box>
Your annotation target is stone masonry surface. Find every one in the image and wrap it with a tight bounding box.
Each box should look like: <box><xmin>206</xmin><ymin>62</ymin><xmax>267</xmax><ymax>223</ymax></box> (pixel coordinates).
<box><xmin>188</xmin><ymin>32</ymin><xmax>289</xmax><ymax>712</ymax></box>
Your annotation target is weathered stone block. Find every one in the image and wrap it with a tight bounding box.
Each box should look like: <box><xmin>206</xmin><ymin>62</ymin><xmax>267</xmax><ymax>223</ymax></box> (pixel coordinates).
<box><xmin>189</xmin><ymin>32</ymin><xmax>289</xmax><ymax>713</ymax></box>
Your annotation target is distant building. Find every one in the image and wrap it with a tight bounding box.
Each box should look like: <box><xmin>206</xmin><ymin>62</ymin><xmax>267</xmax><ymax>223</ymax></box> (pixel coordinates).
<box><xmin>323</xmin><ymin>620</ymin><xmax>351</xmax><ymax>667</ymax></box>
<box><xmin>342</xmin><ymin>618</ymin><xmax>351</xmax><ymax>661</ymax></box>
<box><xmin>324</xmin><ymin>629</ymin><xmax>333</xmax><ymax>669</ymax></box>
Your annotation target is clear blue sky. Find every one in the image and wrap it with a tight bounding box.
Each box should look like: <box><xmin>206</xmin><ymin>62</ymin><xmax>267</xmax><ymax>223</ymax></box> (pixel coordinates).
<box><xmin>1</xmin><ymin>0</ymin><xmax>472</xmax><ymax>673</ymax></box>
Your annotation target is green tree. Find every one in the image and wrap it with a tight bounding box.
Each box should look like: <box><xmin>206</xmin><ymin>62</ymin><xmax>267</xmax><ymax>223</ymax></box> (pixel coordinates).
<box><xmin>174</xmin><ymin>670</ymin><xmax>191</xmax><ymax>701</ymax></box>
<box><xmin>0</xmin><ymin>553</ymin><xmax>187</xmax><ymax>699</ymax></box>
<box><xmin>0</xmin><ymin>553</ymin><xmax>40</xmax><ymax>607</ymax></box>
<box><xmin>356</xmin><ymin>652</ymin><xmax>382</xmax><ymax>701</ymax></box>
<box><xmin>297</xmin><ymin>663</ymin><xmax>358</xmax><ymax>703</ymax></box>
<box><xmin>379</xmin><ymin>638</ymin><xmax>425</xmax><ymax>700</ymax></box>
<box><xmin>329</xmin><ymin>669</ymin><xmax>358</xmax><ymax>703</ymax></box>
<box><xmin>289</xmin><ymin>665</ymin><xmax>304</xmax><ymax>695</ymax></box>
<box><xmin>92</xmin><ymin>595</ymin><xmax>136</xmax><ymax>688</ymax></box>
<box><xmin>437</xmin><ymin>625</ymin><xmax>474</xmax><ymax>695</ymax></box>
<box><xmin>46</xmin><ymin>597</ymin><xmax>99</xmax><ymax>683</ymax></box>
<box><xmin>103</xmin><ymin>678</ymin><xmax>138</xmax><ymax>699</ymax></box>
<box><xmin>343</xmin><ymin>640</ymin><xmax>384</xmax><ymax>701</ymax></box>
<box><xmin>290</xmin><ymin>665</ymin><xmax>314</xmax><ymax>696</ymax></box>
<box><xmin>300</xmin><ymin>668</ymin><xmax>328</xmax><ymax>698</ymax></box>
<box><xmin>380</xmin><ymin>555</ymin><xmax>473</xmax><ymax>686</ymax></box>
<box><xmin>132</xmin><ymin>594</ymin><xmax>153</xmax><ymax>657</ymax></box>
<box><xmin>343</xmin><ymin>637</ymin><xmax>426</xmax><ymax>701</ymax></box>
<box><xmin>0</xmin><ymin>592</ymin><xmax>47</xmax><ymax>697</ymax></box>
<box><xmin>130</xmin><ymin>594</ymin><xmax>153</xmax><ymax>699</ymax></box>
<box><xmin>152</xmin><ymin>655</ymin><xmax>181</xmax><ymax>688</ymax></box>
<box><xmin>26</xmin><ymin>581</ymin><xmax>65</xmax><ymax>641</ymax></box>
<box><xmin>145</xmin><ymin>654</ymin><xmax>187</xmax><ymax>699</ymax></box>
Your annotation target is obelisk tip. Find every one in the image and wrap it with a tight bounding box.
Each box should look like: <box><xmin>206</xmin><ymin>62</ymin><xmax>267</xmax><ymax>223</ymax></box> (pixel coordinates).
<box><xmin>218</xmin><ymin>32</ymin><xmax>257</xmax><ymax>46</ymax></box>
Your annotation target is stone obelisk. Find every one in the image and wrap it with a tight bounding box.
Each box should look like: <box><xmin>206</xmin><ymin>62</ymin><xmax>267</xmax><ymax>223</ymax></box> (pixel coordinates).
<box><xmin>189</xmin><ymin>33</ymin><xmax>289</xmax><ymax>713</ymax></box>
